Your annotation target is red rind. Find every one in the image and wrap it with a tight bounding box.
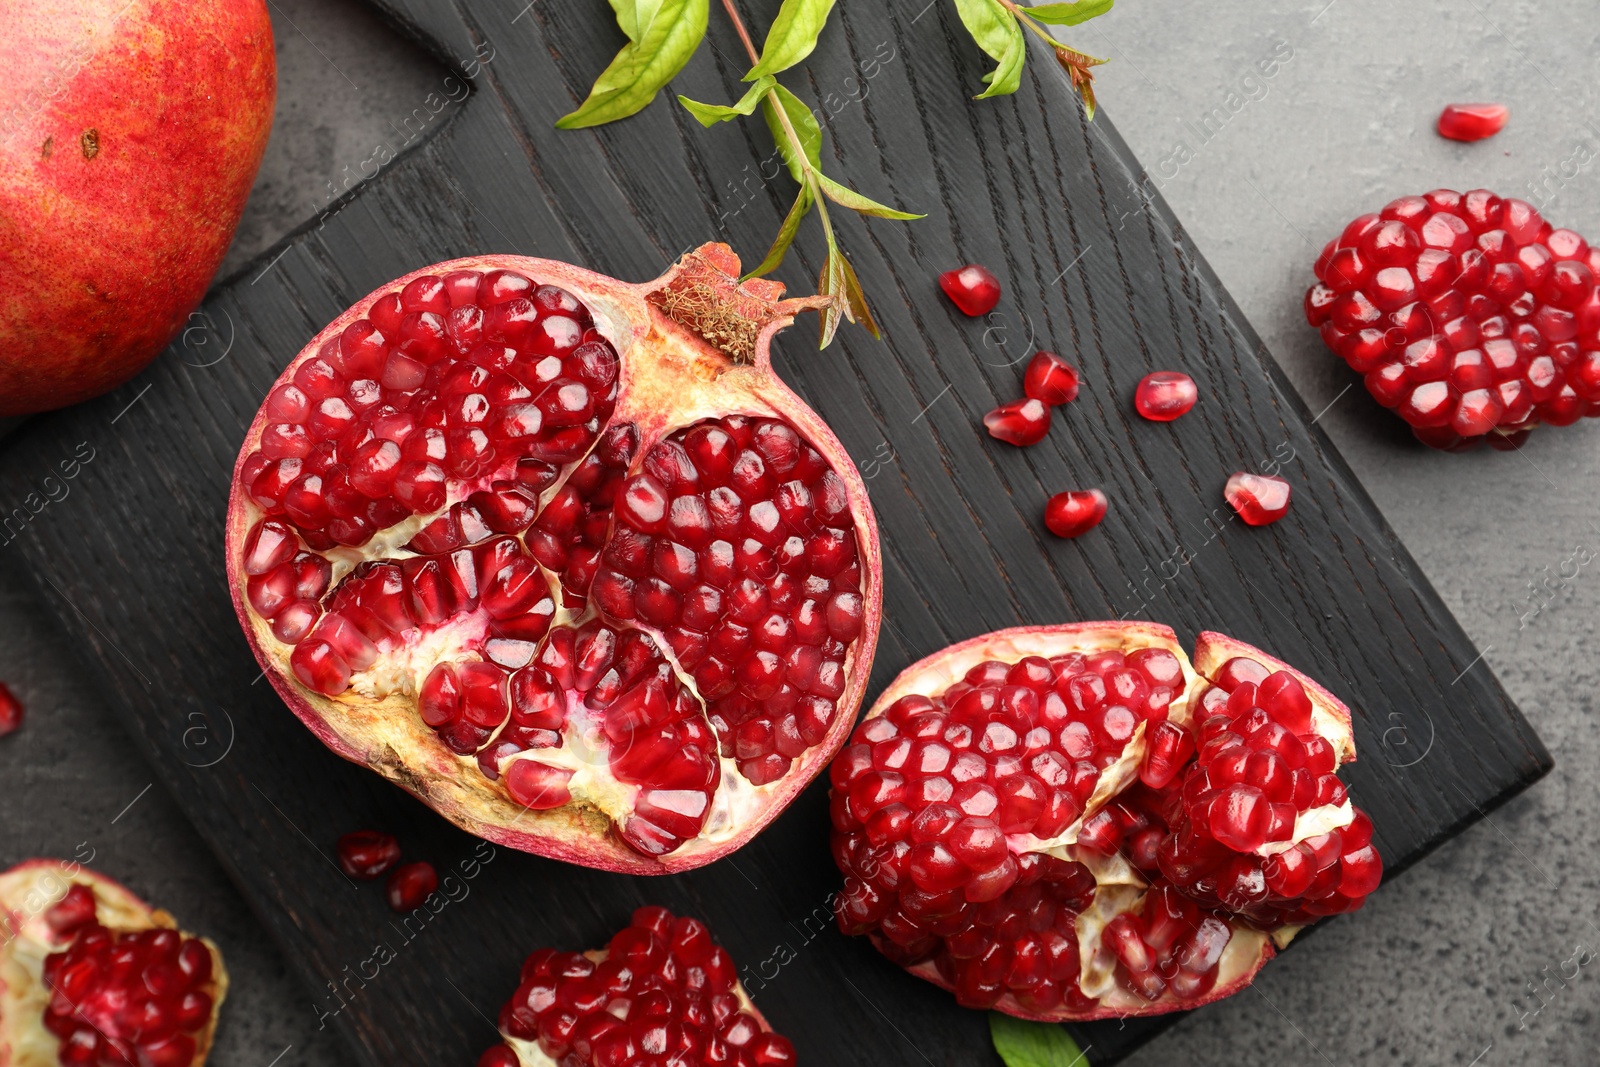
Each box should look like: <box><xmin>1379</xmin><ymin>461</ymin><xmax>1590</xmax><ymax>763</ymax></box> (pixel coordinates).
<box><xmin>226</xmin><ymin>245</ymin><xmax>882</xmax><ymax>874</ymax></box>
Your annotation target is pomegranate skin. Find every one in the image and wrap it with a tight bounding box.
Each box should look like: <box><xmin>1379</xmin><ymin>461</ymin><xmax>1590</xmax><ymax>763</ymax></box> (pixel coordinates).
<box><xmin>0</xmin><ymin>859</ymin><xmax>229</xmax><ymax>1067</ymax></box>
<box><xmin>0</xmin><ymin>0</ymin><xmax>275</xmax><ymax>416</ymax></box>
<box><xmin>225</xmin><ymin>246</ymin><xmax>883</xmax><ymax>876</ymax></box>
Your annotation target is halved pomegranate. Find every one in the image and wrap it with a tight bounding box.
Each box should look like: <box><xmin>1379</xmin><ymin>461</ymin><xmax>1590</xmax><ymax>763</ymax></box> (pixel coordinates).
<box><xmin>829</xmin><ymin>623</ymin><xmax>1380</xmax><ymax>1019</ymax></box>
<box><xmin>483</xmin><ymin>907</ymin><xmax>795</xmax><ymax>1066</ymax></box>
<box><xmin>225</xmin><ymin>244</ymin><xmax>881</xmax><ymax>873</ymax></box>
<box><xmin>0</xmin><ymin>861</ymin><xmax>228</xmax><ymax>1067</ymax></box>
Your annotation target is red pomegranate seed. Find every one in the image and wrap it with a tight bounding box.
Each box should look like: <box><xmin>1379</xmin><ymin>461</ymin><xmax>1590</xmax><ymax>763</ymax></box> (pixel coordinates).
<box><xmin>336</xmin><ymin>830</ymin><xmax>401</xmax><ymax>880</ymax></box>
<box><xmin>1134</xmin><ymin>371</ymin><xmax>1198</xmax><ymax>421</ymax></box>
<box><xmin>0</xmin><ymin>683</ymin><xmax>22</xmax><ymax>736</ymax></box>
<box><xmin>1023</xmin><ymin>351</ymin><xmax>1080</xmax><ymax>405</ymax></box>
<box><xmin>385</xmin><ymin>861</ymin><xmax>438</xmax><ymax>912</ymax></box>
<box><xmin>495</xmin><ymin>908</ymin><xmax>795</xmax><ymax>1065</ymax></box>
<box><xmin>939</xmin><ymin>264</ymin><xmax>1002</xmax><ymax>316</ymax></box>
<box><xmin>984</xmin><ymin>398</ymin><xmax>1051</xmax><ymax>445</ymax></box>
<box><xmin>1043</xmin><ymin>489</ymin><xmax>1107</xmax><ymax>538</ymax></box>
<box><xmin>1223</xmin><ymin>472</ymin><xmax>1291</xmax><ymax>526</ymax></box>
<box><xmin>476</xmin><ymin>1046</ymin><xmax>519</xmax><ymax>1067</ymax></box>
<box><xmin>1436</xmin><ymin>103</ymin><xmax>1508</xmax><ymax>142</ymax></box>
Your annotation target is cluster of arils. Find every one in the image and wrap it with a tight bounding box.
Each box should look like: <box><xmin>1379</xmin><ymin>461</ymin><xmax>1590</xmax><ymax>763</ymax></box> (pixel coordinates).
<box><xmin>829</xmin><ymin>624</ymin><xmax>1381</xmax><ymax>1019</ymax></box>
<box><xmin>1307</xmin><ymin>189</ymin><xmax>1600</xmax><ymax>450</ymax></box>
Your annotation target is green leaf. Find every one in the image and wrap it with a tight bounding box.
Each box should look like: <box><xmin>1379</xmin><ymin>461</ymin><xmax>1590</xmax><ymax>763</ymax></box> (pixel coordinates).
<box><xmin>815</xmin><ymin>173</ymin><xmax>922</xmax><ymax>220</ymax></box>
<box><xmin>1026</xmin><ymin>0</ymin><xmax>1114</xmax><ymax>26</ymax></box>
<box><xmin>837</xmin><ymin>251</ymin><xmax>879</xmax><ymax>339</ymax></box>
<box><xmin>761</xmin><ymin>84</ymin><xmax>822</xmax><ymax>183</ymax></box>
<box><xmin>951</xmin><ymin>0</ymin><xmax>1026</xmax><ymax>98</ymax></box>
<box><xmin>746</xmin><ymin>0</ymin><xmax>837</xmax><ymax>79</ymax></box>
<box><xmin>817</xmin><ymin>246</ymin><xmax>847</xmax><ymax>348</ymax></box>
<box><xmin>610</xmin><ymin>0</ymin><xmax>662</xmax><ymax>42</ymax></box>
<box><xmin>679</xmin><ymin>75</ymin><xmax>777</xmax><ymax>126</ymax></box>
<box><xmin>746</xmin><ymin>186</ymin><xmax>815</xmax><ymax>278</ymax></box>
<box><xmin>990</xmin><ymin>1013</ymin><xmax>1088</xmax><ymax>1067</ymax></box>
<box><xmin>556</xmin><ymin>0</ymin><xmax>710</xmax><ymax>129</ymax></box>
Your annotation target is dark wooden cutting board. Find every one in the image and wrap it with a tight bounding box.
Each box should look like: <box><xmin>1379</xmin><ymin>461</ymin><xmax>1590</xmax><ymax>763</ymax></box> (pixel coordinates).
<box><xmin>0</xmin><ymin>1</ymin><xmax>1550</xmax><ymax>1063</ymax></box>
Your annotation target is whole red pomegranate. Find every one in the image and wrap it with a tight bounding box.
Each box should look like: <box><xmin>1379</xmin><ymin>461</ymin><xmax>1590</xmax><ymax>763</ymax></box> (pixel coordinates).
<box><xmin>226</xmin><ymin>244</ymin><xmax>881</xmax><ymax>873</ymax></box>
<box><xmin>482</xmin><ymin>907</ymin><xmax>795</xmax><ymax>1066</ymax></box>
<box><xmin>0</xmin><ymin>0</ymin><xmax>275</xmax><ymax>416</ymax></box>
<box><xmin>830</xmin><ymin>623</ymin><xmax>1381</xmax><ymax>1019</ymax></box>
<box><xmin>0</xmin><ymin>860</ymin><xmax>228</xmax><ymax>1067</ymax></box>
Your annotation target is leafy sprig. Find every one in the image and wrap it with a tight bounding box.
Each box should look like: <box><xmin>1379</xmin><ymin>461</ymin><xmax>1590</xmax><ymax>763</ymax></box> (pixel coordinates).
<box><xmin>952</xmin><ymin>0</ymin><xmax>1111</xmax><ymax>116</ymax></box>
<box><xmin>989</xmin><ymin>1013</ymin><xmax>1088</xmax><ymax>1067</ymax></box>
<box><xmin>556</xmin><ymin>0</ymin><xmax>922</xmax><ymax>347</ymax></box>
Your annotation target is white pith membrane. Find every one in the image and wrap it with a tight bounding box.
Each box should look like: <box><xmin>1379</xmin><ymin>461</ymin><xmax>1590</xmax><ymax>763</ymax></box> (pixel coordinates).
<box><xmin>0</xmin><ymin>863</ymin><xmax>227</xmax><ymax>1067</ymax></box>
<box><xmin>851</xmin><ymin>623</ymin><xmax>1361</xmax><ymax>1019</ymax></box>
<box><xmin>227</xmin><ymin>247</ymin><xmax>879</xmax><ymax>873</ymax></box>
<box><xmin>496</xmin><ymin>947</ymin><xmax>767</xmax><ymax>1067</ymax></box>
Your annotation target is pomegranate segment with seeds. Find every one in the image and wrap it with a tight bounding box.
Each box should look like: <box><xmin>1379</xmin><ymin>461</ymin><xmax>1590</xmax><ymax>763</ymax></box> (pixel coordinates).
<box><xmin>0</xmin><ymin>862</ymin><xmax>228</xmax><ymax>1067</ymax></box>
<box><xmin>485</xmin><ymin>907</ymin><xmax>796</xmax><ymax>1067</ymax></box>
<box><xmin>1223</xmin><ymin>472</ymin><xmax>1291</xmax><ymax>526</ymax></box>
<box><xmin>829</xmin><ymin>623</ymin><xmax>1379</xmax><ymax>1020</ymax></box>
<box><xmin>1306</xmin><ymin>189</ymin><xmax>1600</xmax><ymax>449</ymax></box>
<box><xmin>939</xmin><ymin>264</ymin><xmax>1002</xmax><ymax>316</ymax></box>
<box><xmin>1437</xmin><ymin>103</ymin><xmax>1508</xmax><ymax>142</ymax></box>
<box><xmin>226</xmin><ymin>244</ymin><xmax>881</xmax><ymax>874</ymax></box>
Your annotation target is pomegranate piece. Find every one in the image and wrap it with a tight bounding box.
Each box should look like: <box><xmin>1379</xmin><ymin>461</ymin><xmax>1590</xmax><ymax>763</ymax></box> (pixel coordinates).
<box><xmin>1043</xmin><ymin>489</ymin><xmax>1107</xmax><ymax>538</ymax></box>
<box><xmin>0</xmin><ymin>2</ymin><xmax>274</xmax><ymax>417</ymax></box>
<box><xmin>226</xmin><ymin>244</ymin><xmax>881</xmax><ymax>874</ymax></box>
<box><xmin>487</xmin><ymin>907</ymin><xmax>796</xmax><ymax>1066</ymax></box>
<box><xmin>385</xmin><ymin>861</ymin><xmax>438</xmax><ymax>912</ymax></box>
<box><xmin>0</xmin><ymin>861</ymin><xmax>227</xmax><ymax>1067</ymax></box>
<box><xmin>0</xmin><ymin>682</ymin><xmax>22</xmax><ymax>736</ymax></box>
<box><xmin>1306</xmin><ymin>189</ymin><xmax>1600</xmax><ymax>447</ymax></box>
<box><xmin>984</xmin><ymin>398</ymin><xmax>1051</xmax><ymax>446</ymax></box>
<box><xmin>1133</xmin><ymin>371</ymin><xmax>1198</xmax><ymax>421</ymax></box>
<box><xmin>1223</xmin><ymin>472</ymin><xmax>1291</xmax><ymax>526</ymax></box>
<box><xmin>1437</xmin><ymin>103</ymin><xmax>1508</xmax><ymax>142</ymax></box>
<box><xmin>829</xmin><ymin>622</ymin><xmax>1379</xmax><ymax>1020</ymax></box>
<box><xmin>1023</xmin><ymin>351</ymin><xmax>1080</xmax><ymax>405</ymax></box>
<box><xmin>939</xmin><ymin>264</ymin><xmax>1002</xmax><ymax>316</ymax></box>
<box><xmin>336</xmin><ymin>830</ymin><xmax>402</xmax><ymax>880</ymax></box>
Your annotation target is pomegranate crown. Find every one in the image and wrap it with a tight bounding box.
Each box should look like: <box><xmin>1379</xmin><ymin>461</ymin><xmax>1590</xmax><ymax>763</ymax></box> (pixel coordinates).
<box><xmin>647</xmin><ymin>243</ymin><xmax>830</xmax><ymax>366</ymax></box>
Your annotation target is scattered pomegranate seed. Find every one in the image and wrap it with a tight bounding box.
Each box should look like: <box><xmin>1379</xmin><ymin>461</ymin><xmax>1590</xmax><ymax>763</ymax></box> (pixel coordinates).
<box><xmin>1023</xmin><ymin>351</ymin><xmax>1080</xmax><ymax>405</ymax></box>
<box><xmin>1224</xmin><ymin>472</ymin><xmax>1291</xmax><ymax>526</ymax></box>
<box><xmin>939</xmin><ymin>264</ymin><xmax>1002</xmax><ymax>316</ymax></box>
<box><xmin>1044</xmin><ymin>489</ymin><xmax>1107</xmax><ymax>538</ymax></box>
<box><xmin>984</xmin><ymin>398</ymin><xmax>1051</xmax><ymax>446</ymax></box>
<box><xmin>385</xmin><ymin>860</ymin><xmax>438</xmax><ymax>912</ymax></box>
<box><xmin>1437</xmin><ymin>103</ymin><xmax>1508</xmax><ymax>142</ymax></box>
<box><xmin>0</xmin><ymin>683</ymin><xmax>21</xmax><ymax>736</ymax></box>
<box><xmin>1134</xmin><ymin>371</ymin><xmax>1198</xmax><ymax>421</ymax></box>
<box><xmin>497</xmin><ymin>907</ymin><xmax>796</xmax><ymax>1065</ymax></box>
<box><xmin>336</xmin><ymin>830</ymin><xmax>402</xmax><ymax>880</ymax></box>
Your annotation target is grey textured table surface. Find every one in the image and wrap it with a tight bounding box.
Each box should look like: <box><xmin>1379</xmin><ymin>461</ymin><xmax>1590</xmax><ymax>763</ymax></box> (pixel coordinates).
<box><xmin>2</xmin><ymin>1</ymin><xmax>1595</xmax><ymax>1065</ymax></box>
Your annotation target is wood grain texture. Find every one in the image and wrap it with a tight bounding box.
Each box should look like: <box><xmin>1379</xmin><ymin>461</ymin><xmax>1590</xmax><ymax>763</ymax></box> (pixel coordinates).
<box><xmin>0</xmin><ymin>1</ymin><xmax>1549</xmax><ymax>1063</ymax></box>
